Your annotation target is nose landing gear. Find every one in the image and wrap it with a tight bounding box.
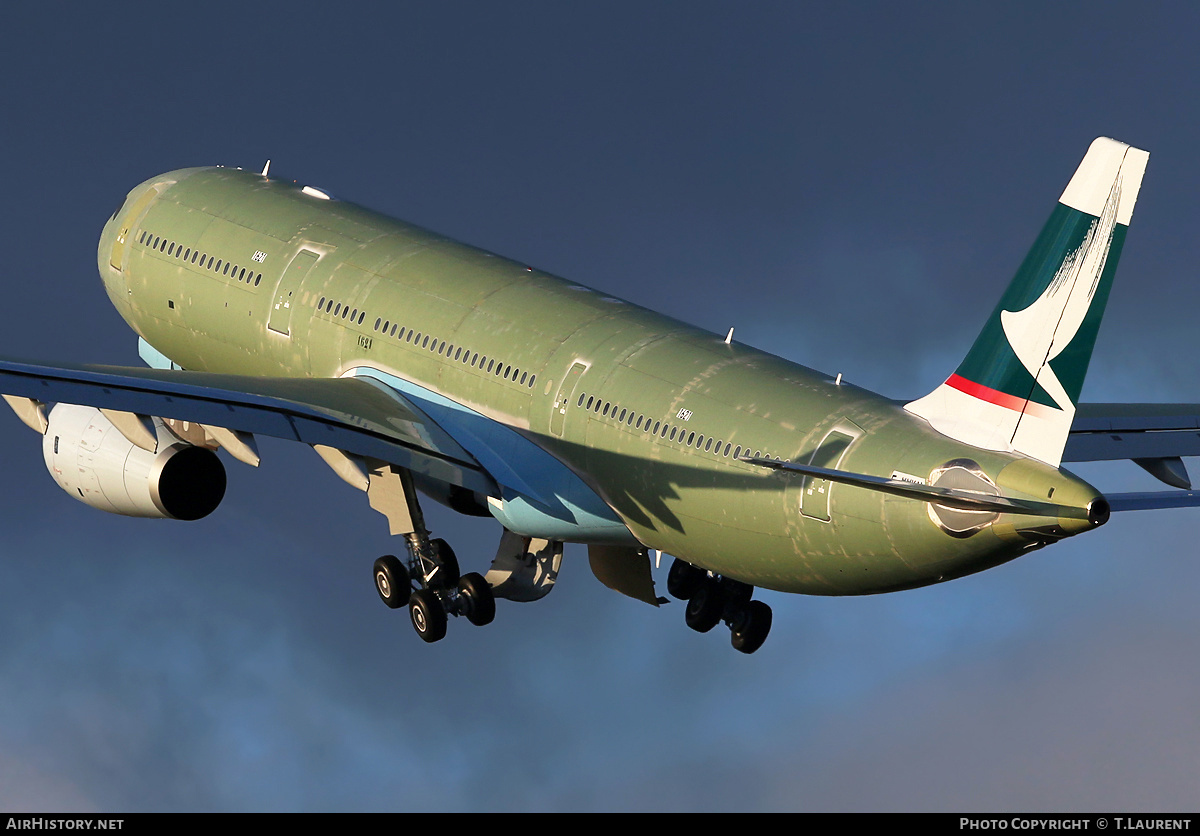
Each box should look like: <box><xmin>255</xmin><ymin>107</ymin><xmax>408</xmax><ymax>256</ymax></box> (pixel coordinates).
<box><xmin>668</xmin><ymin>558</ymin><xmax>773</xmax><ymax>654</ymax></box>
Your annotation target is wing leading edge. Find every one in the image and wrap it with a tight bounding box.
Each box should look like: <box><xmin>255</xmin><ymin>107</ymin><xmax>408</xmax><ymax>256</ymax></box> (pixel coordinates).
<box><xmin>0</xmin><ymin>356</ymin><xmax>497</xmax><ymax>496</ymax></box>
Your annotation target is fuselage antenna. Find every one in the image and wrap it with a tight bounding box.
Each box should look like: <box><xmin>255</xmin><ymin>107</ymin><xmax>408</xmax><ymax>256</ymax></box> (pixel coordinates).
<box><xmin>724</xmin><ymin>327</ymin><xmax>734</xmax><ymax>345</ymax></box>
<box><xmin>261</xmin><ymin>159</ymin><xmax>271</xmax><ymax>177</ymax></box>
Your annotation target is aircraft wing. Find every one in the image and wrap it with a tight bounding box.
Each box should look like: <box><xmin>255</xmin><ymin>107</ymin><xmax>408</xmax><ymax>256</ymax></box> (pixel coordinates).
<box><xmin>0</xmin><ymin>357</ymin><xmax>497</xmax><ymax>496</ymax></box>
<box><xmin>1064</xmin><ymin>403</ymin><xmax>1200</xmax><ymax>461</ymax></box>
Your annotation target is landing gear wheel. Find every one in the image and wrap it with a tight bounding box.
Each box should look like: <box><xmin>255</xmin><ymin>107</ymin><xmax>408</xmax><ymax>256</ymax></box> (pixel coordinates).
<box><xmin>409</xmin><ymin>589</ymin><xmax>448</xmax><ymax>643</ymax></box>
<box><xmin>428</xmin><ymin>538</ymin><xmax>460</xmax><ymax>588</ymax></box>
<box><xmin>730</xmin><ymin>600</ymin><xmax>772</xmax><ymax>654</ymax></box>
<box><xmin>457</xmin><ymin>572</ymin><xmax>496</xmax><ymax>626</ymax></box>
<box><xmin>667</xmin><ymin>558</ymin><xmax>706</xmax><ymax>600</ymax></box>
<box><xmin>373</xmin><ymin>555</ymin><xmax>410</xmax><ymax>609</ymax></box>
<box><xmin>684</xmin><ymin>582</ymin><xmax>726</xmax><ymax>633</ymax></box>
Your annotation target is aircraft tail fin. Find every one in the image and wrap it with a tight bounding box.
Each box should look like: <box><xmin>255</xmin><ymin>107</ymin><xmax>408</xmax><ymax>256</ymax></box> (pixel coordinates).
<box><xmin>905</xmin><ymin>137</ymin><xmax>1149</xmax><ymax>467</ymax></box>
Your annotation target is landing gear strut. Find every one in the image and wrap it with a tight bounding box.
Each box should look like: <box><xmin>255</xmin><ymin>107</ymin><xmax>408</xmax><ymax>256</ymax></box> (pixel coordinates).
<box><xmin>366</xmin><ymin>465</ymin><xmax>495</xmax><ymax>643</ymax></box>
<box><xmin>669</xmin><ymin>558</ymin><xmax>773</xmax><ymax>654</ymax></box>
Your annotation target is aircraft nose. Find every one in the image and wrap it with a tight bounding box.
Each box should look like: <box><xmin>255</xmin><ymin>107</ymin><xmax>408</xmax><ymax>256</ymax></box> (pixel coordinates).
<box><xmin>99</xmin><ymin>182</ymin><xmax>151</xmax><ymax>308</ymax></box>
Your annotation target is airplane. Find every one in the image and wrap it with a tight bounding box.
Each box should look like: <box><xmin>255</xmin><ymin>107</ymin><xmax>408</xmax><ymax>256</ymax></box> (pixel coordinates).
<box><xmin>3</xmin><ymin>136</ymin><xmax>1198</xmax><ymax>654</ymax></box>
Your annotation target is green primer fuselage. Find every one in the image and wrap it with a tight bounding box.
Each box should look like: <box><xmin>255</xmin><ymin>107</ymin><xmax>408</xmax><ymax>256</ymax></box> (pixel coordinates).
<box><xmin>96</xmin><ymin>167</ymin><xmax>1103</xmax><ymax>596</ymax></box>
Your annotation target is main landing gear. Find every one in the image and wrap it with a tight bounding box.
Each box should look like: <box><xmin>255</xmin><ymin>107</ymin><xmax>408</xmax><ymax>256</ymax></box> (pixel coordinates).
<box><xmin>373</xmin><ymin>536</ymin><xmax>496</xmax><ymax>643</ymax></box>
<box><xmin>365</xmin><ymin>464</ymin><xmax>495</xmax><ymax>644</ymax></box>
<box><xmin>667</xmin><ymin>558</ymin><xmax>773</xmax><ymax>654</ymax></box>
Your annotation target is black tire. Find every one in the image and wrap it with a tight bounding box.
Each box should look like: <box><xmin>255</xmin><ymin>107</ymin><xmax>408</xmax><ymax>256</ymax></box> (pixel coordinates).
<box><xmin>373</xmin><ymin>555</ymin><xmax>409</xmax><ymax>609</ymax></box>
<box><xmin>457</xmin><ymin>572</ymin><xmax>496</xmax><ymax>626</ymax></box>
<box><xmin>667</xmin><ymin>558</ymin><xmax>706</xmax><ymax>600</ymax></box>
<box><xmin>428</xmin><ymin>538</ymin><xmax>460</xmax><ymax>588</ymax></box>
<box><xmin>684</xmin><ymin>582</ymin><xmax>725</xmax><ymax>633</ymax></box>
<box><xmin>409</xmin><ymin>589</ymin><xmax>447</xmax><ymax>642</ymax></box>
<box><xmin>730</xmin><ymin>600</ymin><xmax>772</xmax><ymax>654</ymax></box>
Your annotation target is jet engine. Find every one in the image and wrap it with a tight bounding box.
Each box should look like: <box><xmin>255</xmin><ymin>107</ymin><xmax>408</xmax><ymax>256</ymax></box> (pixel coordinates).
<box><xmin>42</xmin><ymin>403</ymin><xmax>226</xmax><ymax>520</ymax></box>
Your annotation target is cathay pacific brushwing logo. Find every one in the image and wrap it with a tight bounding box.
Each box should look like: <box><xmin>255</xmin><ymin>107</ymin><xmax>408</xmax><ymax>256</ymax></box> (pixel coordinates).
<box><xmin>999</xmin><ymin>175</ymin><xmax>1121</xmax><ymax>413</ymax></box>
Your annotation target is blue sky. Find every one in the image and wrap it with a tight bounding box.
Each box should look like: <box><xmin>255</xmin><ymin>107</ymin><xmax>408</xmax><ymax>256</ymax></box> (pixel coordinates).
<box><xmin>2</xmin><ymin>2</ymin><xmax>1200</xmax><ymax>811</ymax></box>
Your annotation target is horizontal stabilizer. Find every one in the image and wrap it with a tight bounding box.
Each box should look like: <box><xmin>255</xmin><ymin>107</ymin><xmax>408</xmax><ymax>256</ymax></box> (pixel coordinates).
<box><xmin>1106</xmin><ymin>491</ymin><xmax>1200</xmax><ymax>512</ymax></box>
<box><xmin>741</xmin><ymin>456</ymin><xmax>1092</xmax><ymax>519</ymax></box>
<box><xmin>1065</xmin><ymin>403</ymin><xmax>1200</xmax><ymax>463</ymax></box>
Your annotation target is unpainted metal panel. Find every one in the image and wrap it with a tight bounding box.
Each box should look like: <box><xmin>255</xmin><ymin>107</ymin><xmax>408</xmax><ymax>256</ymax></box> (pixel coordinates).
<box><xmin>268</xmin><ymin>250</ymin><xmax>319</xmax><ymax>335</ymax></box>
<box><xmin>800</xmin><ymin>429</ymin><xmax>856</xmax><ymax>522</ymax></box>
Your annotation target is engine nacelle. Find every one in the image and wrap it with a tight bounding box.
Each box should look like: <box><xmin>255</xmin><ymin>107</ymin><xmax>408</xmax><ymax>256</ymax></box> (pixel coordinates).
<box><xmin>43</xmin><ymin>403</ymin><xmax>226</xmax><ymax>520</ymax></box>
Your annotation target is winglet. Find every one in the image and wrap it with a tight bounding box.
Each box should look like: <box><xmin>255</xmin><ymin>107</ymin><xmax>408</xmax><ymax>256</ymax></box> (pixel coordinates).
<box><xmin>906</xmin><ymin>138</ymin><xmax>1149</xmax><ymax>466</ymax></box>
